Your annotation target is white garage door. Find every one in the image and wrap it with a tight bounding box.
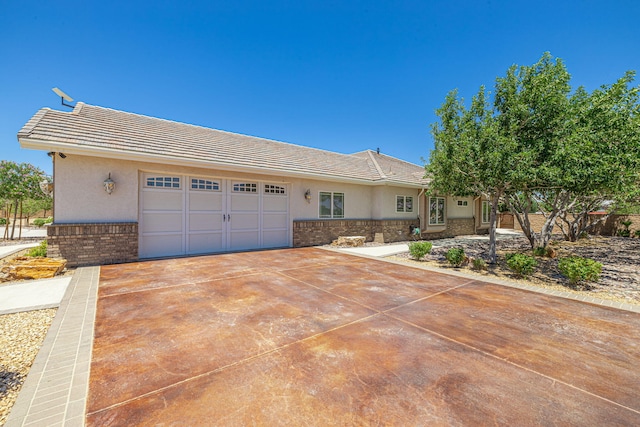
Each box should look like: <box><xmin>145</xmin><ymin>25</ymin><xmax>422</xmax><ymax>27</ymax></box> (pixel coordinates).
<box><xmin>139</xmin><ymin>174</ymin><xmax>289</xmax><ymax>258</ymax></box>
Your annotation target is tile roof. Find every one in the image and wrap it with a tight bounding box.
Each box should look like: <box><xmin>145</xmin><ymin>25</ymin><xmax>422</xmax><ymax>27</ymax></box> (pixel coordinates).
<box><xmin>18</xmin><ymin>103</ymin><xmax>427</xmax><ymax>186</ymax></box>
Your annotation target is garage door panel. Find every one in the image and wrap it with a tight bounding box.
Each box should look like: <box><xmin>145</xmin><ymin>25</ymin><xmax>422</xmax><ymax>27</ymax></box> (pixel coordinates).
<box><xmin>229</xmin><ymin>214</ymin><xmax>259</xmax><ymax>231</ymax></box>
<box><xmin>230</xmin><ymin>196</ymin><xmax>259</xmax><ymax>211</ymax></box>
<box><xmin>140</xmin><ymin>234</ymin><xmax>183</xmax><ymax>258</ymax></box>
<box><xmin>189</xmin><ymin>192</ymin><xmax>223</xmax><ymax>211</ymax></box>
<box><xmin>262</xmin><ymin>214</ymin><xmax>288</xmax><ymax>229</ymax></box>
<box><xmin>143</xmin><ymin>191</ymin><xmax>183</xmax><ymax>209</ymax></box>
<box><xmin>229</xmin><ymin>231</ymin><xmax>260</xmax><ymax>251</ymax></box>
<box><xmin>263</xmin><ymin>197</ymin><xmax>288</xmax><ymax>212</ymax></box>
<box><xmin>188</xmin><ymin>233</ymin><xmax>224</xmax><ymax>254</ymax></box>
<box><xmin>142</xmin><ymin>213</ymin><xmax>183</xmax><ymax>233</ymax></box>
<box><xmin>189</xmin><ymin>213</ymin><xmax>224</xmax><ymax>232</ymax></box>
<box><xmin>262</xmin><ymin>230</ymin><xmax>288</xmax><ymax>247</ymax></box>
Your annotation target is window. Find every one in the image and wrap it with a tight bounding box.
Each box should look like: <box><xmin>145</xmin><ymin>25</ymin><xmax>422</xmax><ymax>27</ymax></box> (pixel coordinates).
<box><xmin>396</xmin><ymin>196</ymin><xmax>414</xmax><ymax>213</ymax></box>
<box><xmin>457</xmin><ymin>200</ymin><xmax>468</xmax><ymax>207</ymax></box>
<box><xmin>146</xmin><ymin>176</ymin><xmax>181</xmax><ymax>189</ymax></box>
<box><xmin>190</xmin><ymin>178</ymin><xmax>220</xmax><ymax>191</ymax></box>
<box><xmin>264</xmin><ymin>184</ymin><xmax>286</xmax><ymax>195</ymax></box>
<box><xmin>319</xmin><ymin>192</ymin><xmax>344</xmax><ymax>218</ymax></box>
<box><xmin>232</xmin><ymin>182</ymin><xmax>257</xmax><ymax>193</ymax></box>
<box><xmin>429</xmin><ymin>197</ymin><xmax>445</xmax><ymax>225</ymax></box>
<box><xmin>482</xmin><ymin>200</ymin><xmax>491</xmax><ymax>224</ymax></box>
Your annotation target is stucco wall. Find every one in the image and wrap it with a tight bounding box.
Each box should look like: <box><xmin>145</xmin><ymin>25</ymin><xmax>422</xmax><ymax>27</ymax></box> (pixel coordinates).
<box><xmin>53</xmin><ymin>154</ymin><xmax>423</xmax><ymax>224</ymax></box>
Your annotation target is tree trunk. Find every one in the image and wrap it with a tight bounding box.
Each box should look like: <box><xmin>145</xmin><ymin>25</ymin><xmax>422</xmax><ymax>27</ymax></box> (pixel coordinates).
<box><xmin>18</xmin><ymin>200</ymin><xmax>23</xmax><ymax>239</ymax></box>
<box><xmin>488</xmin><ymin>192</ymin><xmax>501</xmax><ymax>264</ymax></box>
<box><xmin>10</xmin><ymin>200</ymin><xmax>18</xmax><ymax>240</ymax></box>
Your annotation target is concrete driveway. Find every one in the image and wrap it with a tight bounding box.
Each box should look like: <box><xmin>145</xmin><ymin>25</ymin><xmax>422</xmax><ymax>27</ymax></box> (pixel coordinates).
<box><xmin>87</xmin><ymin>247</ymin><xmax>640</xmax><ymax>426</ymax></box>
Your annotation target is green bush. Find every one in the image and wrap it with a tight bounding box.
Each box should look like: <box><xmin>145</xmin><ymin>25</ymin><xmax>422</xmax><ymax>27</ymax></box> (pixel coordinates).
<box><xmin>33</xmin><ymin>218</ymin><xmax>46</xmax><ymax>227</ymax></box>
<box><xmin>558</xmin><ymin>257</ymin><xmax>602</xmax><ymax>285</ymax></box>
<box><xmin>408</xmin><ymin>241</ymin><xmax>433</xmax><ymax>260</ymax></box>
<box><xmin>0</xmin><ymin>218</ymin><xmax>6</xmax><ymax>225</ymax></box>
<box><xmin>506</xmin><ymin>253</ymin><xmax>537</xmax><ymax>277</ymax></box>
<box><xmin>635</xmin><ymin>230</ymin><xmax>640</xmax><ymax>238</ymax></box>
<box><xmin>533</xmin><ymin>246</ymin><xmax>546</xmax><ymax>257</ymax></box>
<box><xmin>472</xmin><ymin>257</ymin><xmax>487</xmax><ymax>271</ymax></box>
<box><xmin>445</xmin><ymin>248</ymin><xmax>466</xmax><ymax>267</ymax></box>
<box><xmin>45</xmin><ymin>216</ymin><xmax>53</xmax><ymax>224</ymax></box>
<box><xmin>28</xmin><ymin>240</ymin><xmax>47</xmax><ymax>258</ymax></box>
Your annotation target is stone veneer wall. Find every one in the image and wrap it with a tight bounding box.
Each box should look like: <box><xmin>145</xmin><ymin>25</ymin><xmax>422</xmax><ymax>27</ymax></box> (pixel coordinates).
<box><xmin>421</xmin><ymin>218</ymin><xmax>479</xmax><ymax>240</ymax></box>
<box><xmin>293</xmin><ymin>219</ymin><xmax>421</xmax><ymax>247</ymax></box>
<box><xmin>47</xmin><ymin>223</ymin><xmax>138</xmax><ymax>267</ymax></box>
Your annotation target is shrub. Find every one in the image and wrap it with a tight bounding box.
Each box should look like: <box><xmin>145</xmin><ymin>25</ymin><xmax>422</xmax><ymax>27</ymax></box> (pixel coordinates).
<box><xmin>533</xmin><ymin>246</ymin><xmax>546</xmax><ymax>257</ymax></box>
<box><xmin>33</xmin><ymin>218</ymin><xmax>46</xmax><ymax>227</ymax></box>
<box><xmin>635</xmin><ymin>230</ymin><xmax>640</xmax><ymax>238</ymax></box>
<box><xmin>28</xmin><ymin>240</ymin><xmax>47</xmax><ymax>258</ymax></box>
<box><xmin>505</xmin><ymin>253</ymin><xmax>537</xmax><ymax>278</ymax></box>
<box><xmin>45</xmin><ymin>216</ymin><xmax>53</xmax><ymax>224</ymax></box>
<box><xmin>0</xmin><ymin>218</ymin><xmax>6</xmax><ymax>225</ymax></box>
<box><xmin>471</xmin><ymin>257</ymin><xmax>487</xmax><ymax>271</ymax></box>
<box><xmin>445</xmin><ymin>248</ymin><xmax>466</xmax><ymax>267</ymax></box>
<box><xmin>618</xmin><ymin>219</ymin><xmax>633</xmax><ymax>237</ymax></box>
<box><xmin>408</xmin><ymin>241</ymin><xmax>433</xmax><ymax>260</ymax></box>
<box><xmin>617</xmin><ymin>229</ymin><xmax>631</xmax><ymax>237</ymax></box>
<box><xmin>558</xmin><ymin>257</ymin><xmax>602</xmax><ymax>285</ymax></box>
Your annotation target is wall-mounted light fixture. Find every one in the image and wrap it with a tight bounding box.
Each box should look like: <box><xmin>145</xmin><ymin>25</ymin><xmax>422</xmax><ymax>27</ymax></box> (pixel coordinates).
<box><xmin>304</xmin><ymin>189</ymin><xmax>311</xmax><ymax>203</ymax></box>
<box><xmin>40</xmin><ymin>179</ymin><xmax>53</xmax><ymax>196</ymax></box>
<box><xmin>103</xmin><ymin>173</ymin><xmax>115</xmax><ymax>195</ymax></box>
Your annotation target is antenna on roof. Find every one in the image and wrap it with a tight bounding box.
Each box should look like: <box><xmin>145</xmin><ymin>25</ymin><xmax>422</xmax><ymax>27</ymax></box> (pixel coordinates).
<box><xmin>52</xmin><ymin>87</ymin><xmax>75</xmax><ymax>108</ymax></box>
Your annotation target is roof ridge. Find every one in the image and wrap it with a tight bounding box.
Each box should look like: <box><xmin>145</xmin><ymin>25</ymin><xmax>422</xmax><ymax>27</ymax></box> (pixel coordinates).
<box><xmin>78</xmin><ymin>103</ymin><xmax>374</xmax><ymax>162</ymax></box>
<box><xmin>364</xmin><ymin>150</ymin><xmax>387</xmax><ymax>179</ymax></box>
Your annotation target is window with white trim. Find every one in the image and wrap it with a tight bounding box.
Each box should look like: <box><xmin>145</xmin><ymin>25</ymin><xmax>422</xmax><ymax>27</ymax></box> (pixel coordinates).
<box><xmin>482</xmin><ymin>200</ymin><xmax>491</xmax><ymax>224</ymax></box>
<box><xmin>146</xmin><ymin>176</ymin><xmax>181</xmax><ymax>189</ymax></box>
<box><xmin>264</xmin><ymin>184</ymin><xmax>286</xmax><ymax>195</ymax></box>
<box><xmin>190</xmin><ymin>178</ymin><xmax>220</xmax><ymax>191</ymax></box>
<box><xmin>396</xmin><ymin>196</ymin><xmax>414</xmax><ymax>213</ymax></box>
<box><xmin>457</xmin><ymin>200</ymin><xmax>468</xmax><ymax>206</ymax></box>
<box><xmin>319</xmin><ymin>192</ymin><xmax>344</xmax><ymax>218</ymax></box>
<box><xmin>429</xmin><ymin>197</ymin><xmax>445</xmax><ymax>225</ymax></box>
<box><xmin>232</xmin><ymin>182</ymin><xmax>257</xmax><ymax>193</ymax></box>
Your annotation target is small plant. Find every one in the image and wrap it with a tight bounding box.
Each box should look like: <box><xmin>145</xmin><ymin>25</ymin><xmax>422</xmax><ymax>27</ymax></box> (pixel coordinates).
<box><xmin>445</xmin><ymin>248</ymin><xmax>466</xmax><ymax>267</ymax></box>
<box><xmin>505</xmin><ymin>253</ymin><xmax>537</xmax><ymax>278</ymax></box>
<box><xmin>617</xmin><ymin>219</ymin><xmax>633</xmax><ymax>237</ymax></box>
<box><xmin>408</xmin><ymin>241</ymin><xmax>433</xmax><ymax>260</ymax></box>
<box><xmin>33</xmin><ymin>218</ymin><xmax>46</xmax><ymax>227</ymax></box>
<box><xmin>635</xmin><ymin>230</ymin><xmax>640</xmax><ymax>238</ymax></box>
<box><xmin>533</xmin><ymin>246</ymin><xmax>546</xmax><ymax>257</ymax></box>
<box><xmin>28</xmin><ymin>240</ymin><xmax>47</xmax><ymax>258</ymax></box>
<box><xmin>45</xmin><ymin>216</ymin><xmax>53</xmax><ymax>224</ymax></box>
<box><xmin>0</xmin><ymin>218</ymin><xmax>6</xmax><ymax>225</ymax></box>
<box><xmin>471</xmin><ymin>257</ymin><xmax>487</xmax><ymax>271</ymax></box>
<box><xmin>558</xmin><ymin>256</ymin><xmax>602</xmax><ymax>285</ymax></box>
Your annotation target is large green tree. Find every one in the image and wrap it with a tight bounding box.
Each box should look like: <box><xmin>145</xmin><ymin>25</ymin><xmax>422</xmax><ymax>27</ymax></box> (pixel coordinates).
<box><xmin>428</xmin><ymin>52</ymin><xmax>640</xmax><ymax>257</ymax></box>
<box><xmin>0</xmin><ymin>160</ymin><xmax>48</xmax><ymax>239</ymax></box>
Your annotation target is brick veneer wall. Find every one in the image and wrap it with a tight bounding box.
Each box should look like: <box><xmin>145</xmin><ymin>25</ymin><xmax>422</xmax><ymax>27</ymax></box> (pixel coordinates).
<box><xmin>293</xmin><ymin>219</ymin><xmax>420</xmax><ymax>247</ymax></box>
<box><xmin>421</xmin><ymin>218</ymin><xmax>479</xmax><ymax>240</ymax></box>
<box><xmin>47</xmin><ymin>223</ymin><xmax>138</xmax><ymax>267</ymax></box>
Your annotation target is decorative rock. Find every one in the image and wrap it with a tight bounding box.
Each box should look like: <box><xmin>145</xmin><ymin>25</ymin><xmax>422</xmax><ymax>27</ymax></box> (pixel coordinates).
<box><xmin>0</xmin><ymin>257</ymin><xmax>67</xmax><ymax>282</ymax></box>
<box><xmin>332</xmin><ymin>236</ymin><xmax>366</xmax><ymax>247</ymax></box>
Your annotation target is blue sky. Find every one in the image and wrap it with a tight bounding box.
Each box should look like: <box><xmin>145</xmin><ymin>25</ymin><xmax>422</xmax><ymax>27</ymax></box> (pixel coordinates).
<box><xmin>1</xmin><ymin>1</ymin><xmax>638</xmax><ymax>175</ymax></box>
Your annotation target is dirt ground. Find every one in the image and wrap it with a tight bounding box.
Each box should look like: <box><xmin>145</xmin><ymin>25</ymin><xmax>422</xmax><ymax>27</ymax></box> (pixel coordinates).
<box><xmin>389</xmin><ymin>235</ymin><xmax>640</xmax><ymax>306</ymax></box>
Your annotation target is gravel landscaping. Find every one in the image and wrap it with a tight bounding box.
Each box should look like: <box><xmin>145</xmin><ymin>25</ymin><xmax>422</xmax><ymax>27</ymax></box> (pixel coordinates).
<box><xmin>0</xmin><ymin>308</ymin><xmax>56</xmax><ymax>426</ymax></box>
<box><xmin>387</xmin><ymin>234</ymin><xmax>640</xmax><ymax>305</ymax></box>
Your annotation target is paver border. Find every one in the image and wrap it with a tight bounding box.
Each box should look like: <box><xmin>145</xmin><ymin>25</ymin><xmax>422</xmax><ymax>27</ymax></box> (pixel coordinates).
<box><xmin>5</xmin><ymin>266</ymin><xmax>99</xmax><ymax>427</ymax></box>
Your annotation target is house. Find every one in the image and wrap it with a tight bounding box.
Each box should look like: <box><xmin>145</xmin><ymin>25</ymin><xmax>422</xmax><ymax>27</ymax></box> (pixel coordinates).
<box><xmin>18</xmin><ymin>103</ymin><xmax>489</xmax><ymax>266</ymax></box>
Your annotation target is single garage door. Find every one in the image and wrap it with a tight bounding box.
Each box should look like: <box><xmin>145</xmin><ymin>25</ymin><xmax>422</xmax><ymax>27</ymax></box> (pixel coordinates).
<box><xmin>139</xmin><ymin>174</ymin><xmax>289</xmax><ymax>258</ymax></box>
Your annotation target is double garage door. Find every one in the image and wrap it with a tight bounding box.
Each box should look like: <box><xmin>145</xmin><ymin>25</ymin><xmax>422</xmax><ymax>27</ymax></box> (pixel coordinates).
<box><xmin>139</xmin><ymin>174</ymin><xmax>290</xmax><ymax>258</ymax></box>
